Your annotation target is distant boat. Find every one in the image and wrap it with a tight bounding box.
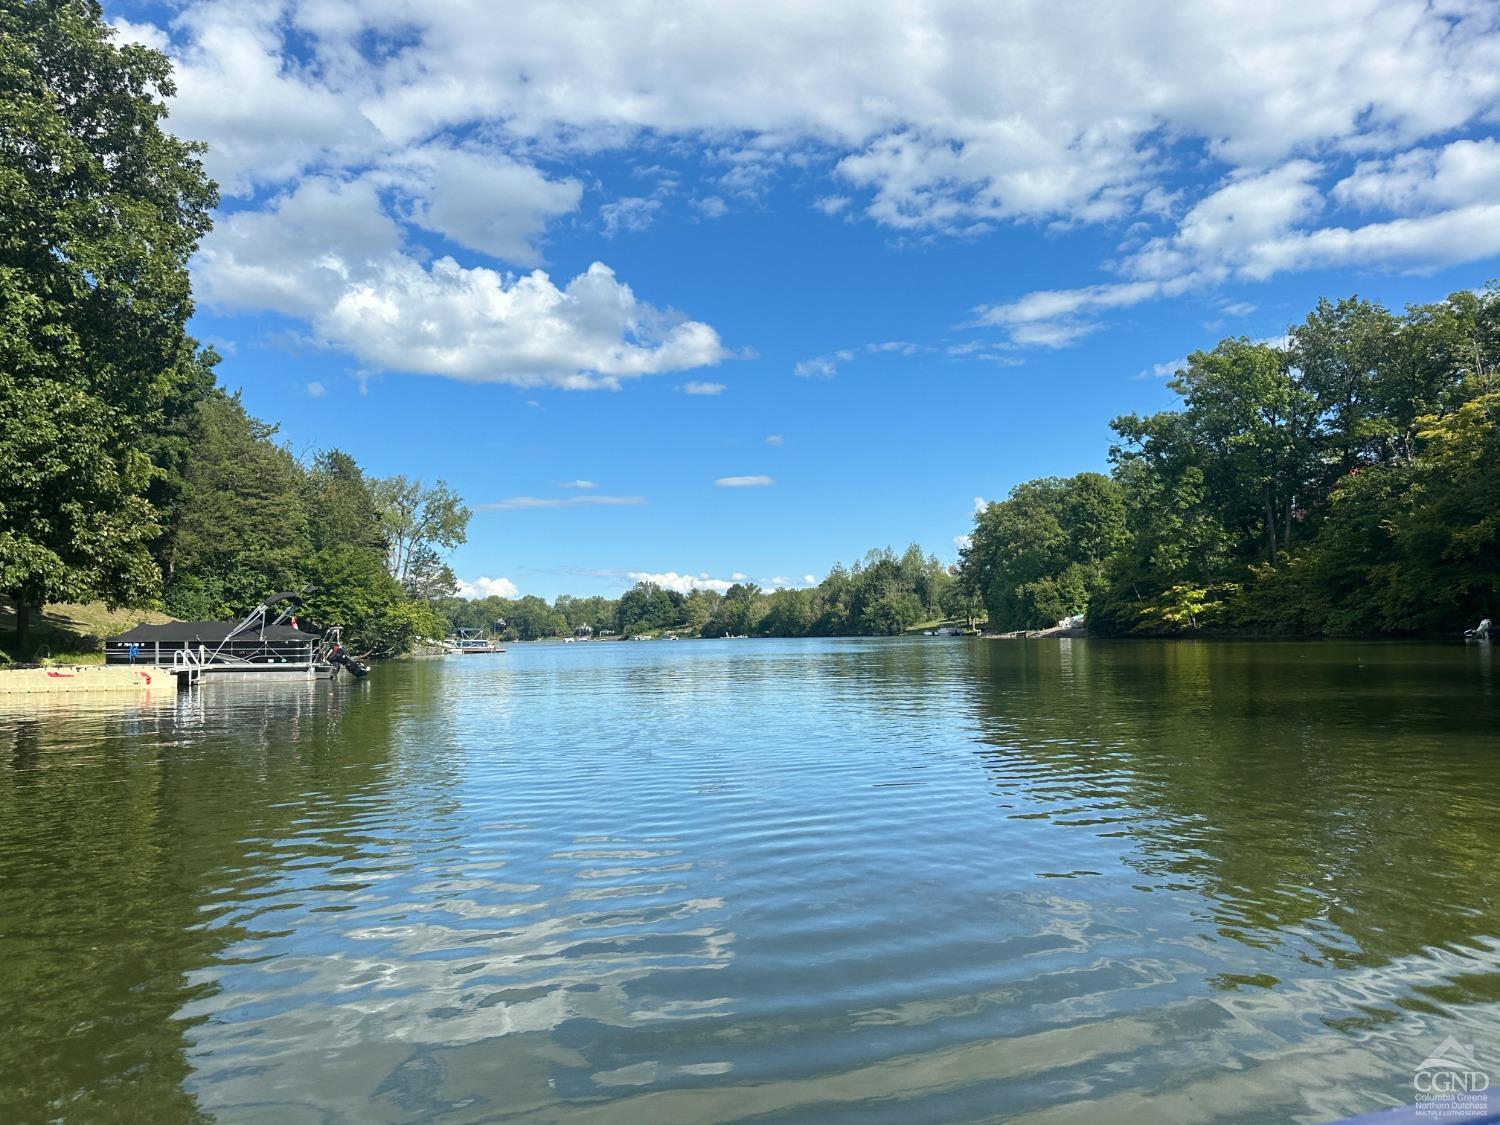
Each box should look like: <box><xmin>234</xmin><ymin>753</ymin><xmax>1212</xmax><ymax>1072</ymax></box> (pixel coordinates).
<box><xmin>448</xmin><ymin>627</ymin><xmax>505</xmax><ymax>654</ymax></box>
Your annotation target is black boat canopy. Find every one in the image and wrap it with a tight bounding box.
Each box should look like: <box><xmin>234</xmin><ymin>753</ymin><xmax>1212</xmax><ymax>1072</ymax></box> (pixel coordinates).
<box><xmin>109</xmin><ymin>621</ymin><xmax>312</xmax><ymax>643</ymax></box>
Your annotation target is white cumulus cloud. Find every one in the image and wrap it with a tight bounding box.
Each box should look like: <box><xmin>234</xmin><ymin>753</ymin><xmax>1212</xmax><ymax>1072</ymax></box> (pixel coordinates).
<box><xmin>457</xmin><ymin>576</ymin><xmax>520</xmax><ymax>599</ymax></box>
<box><xmin>982</xmin><ymin>153</ymin><xmax>1500</xmax><ymax>345</ymax></box>
<box><xmin>125</xmin><ymin>0</ymin><xmax>1500</xmax><ymax>359</ymax></box>
<box><xmin>627</xmin><ymin>571</ymin><xmax>736</xmax><ymax>593</ymax></box>
<box><xmin>1333</xmin><ymin>139</ymin><xmax>1500</xmax><ymax>214</ymax></box>
<box><xmin>383</xmin><ymin>143</ymin><xmax>583</xmax><ymax>266</ymax></box>
<box><xmin>196</xmin><ymin>178</ymin><xmax>726</xmax><ymax>389</ymax></box>
<box><xmin>162</xmin><ymin>0</ymin><xmax>1492</xmax><ymax>237</ymax></box>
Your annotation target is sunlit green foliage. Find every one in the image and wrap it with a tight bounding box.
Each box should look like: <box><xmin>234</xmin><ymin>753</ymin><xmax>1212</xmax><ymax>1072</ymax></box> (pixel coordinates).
<box><xmin>372</xmin><ymin>476</ymin><xmax>469</xmax><ymax>601</ymax></box>
<box><xmin>969</xmin><ymin>285</ymin><xmax>1500</xmax><ymax>637</ymax></box>
<box><xmin>161</xmin><ymin>393</ymin><xmax>311</xmax><ymax>617</ymax></box>
<box><xmin>962</xmin><ymin>474</ymin><xmax>1126</xmax><ymax>631</ymax></box>
<box><xmin>302</xmin><ymin>546</ymin><xmax>444</xmax><ymax>657</ymax></box>
<box><xmin>0</xmin><ymin>0</ymin><xmax>216</xmax><ymax>648</ymax></box>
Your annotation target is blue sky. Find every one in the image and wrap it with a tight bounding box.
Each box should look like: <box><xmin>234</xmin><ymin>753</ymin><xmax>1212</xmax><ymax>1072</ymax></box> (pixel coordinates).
<box><xmin>110</xmin><ymin>1</ymin><xmax>1500</xmax><ymax>599</ymax></box>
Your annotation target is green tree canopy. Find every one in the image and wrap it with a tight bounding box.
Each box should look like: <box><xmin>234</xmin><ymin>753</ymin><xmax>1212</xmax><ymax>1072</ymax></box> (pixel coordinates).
<box><xmin>1</xmin><ymin>0</ymin><xmax>217</xmax><ymax>648</ymax></box>
<box><xmin>160</xmin><ymin>394</ymin><xmax>311</xmax><ymax>618</ymax></box>
<box><xmin>961</xmin><ymin>473</ymin><xmax>1125</xmax><ymax>630</ymax></box>
<box><xmin>308</xmin><ymin>449</ymin><xmax>385</xmax><ymax>555</ymax></box>
<box><xmin>1092</xmin><ymin>286</ymin><xmax>1498</xmax><ymax>636</ymax></box>
<box><xmin>374</xmin><ymin>476</ymin><xmax>470</xmax><ymax>600</ymax></box>
<box><xmin>303</xmin><ymin>545</ymin><xmax>444</xmax><ymax>657</ymax></box>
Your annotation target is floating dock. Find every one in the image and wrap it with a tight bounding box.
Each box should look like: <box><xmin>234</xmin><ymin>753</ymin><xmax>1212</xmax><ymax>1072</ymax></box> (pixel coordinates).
<box><xmin>0</xmin><ymin>665</ymin><xmax>174</xmax><ymax>694</ymax></box>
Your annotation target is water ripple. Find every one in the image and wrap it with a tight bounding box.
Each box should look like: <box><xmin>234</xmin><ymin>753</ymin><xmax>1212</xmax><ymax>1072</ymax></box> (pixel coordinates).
<box><xmin>1</xmin><ymin>637</ymin><xmax>1498</xmax><ymax>1122</ymax></box>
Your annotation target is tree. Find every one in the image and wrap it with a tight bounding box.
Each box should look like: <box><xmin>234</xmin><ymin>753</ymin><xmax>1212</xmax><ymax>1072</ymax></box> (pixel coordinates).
<box><xmin>0</xmin><ymin>0</ymin><xmax>217</xmax><ymax>649</ymax></box>
<box><xmin>897</xmin><ymin>542</ymin><xmax>952</xmax><ymax>616</ymax></box>
<box><xmin>1291</xmin><ymin>296</ymin><xmax>1398</xmax><ymax>481</ymax></box>
<box><xmin>759</xmin><ymin>587</ymin><xmax>816</xmax><ymax>636</ymax></box>
<box><xmin>1163</xmin><ymin>340</ymin><xmax>1317</xmax><ymax>563</ymax></box>
<box><xmin>302</xmin><ymin>546</ymin><xmax>426</xmax><ymax>657</ymax></box>
<box><xmin>1093</xmin><ymin>287</ymin><xmax>1499</xmax><ymax>636</ymax></box>
<box><xmin>940</xmin><ymin>566</ymin><xmax>983</xmax><ymax>629</ymax></box>
<box><xmin>701</xmin><ymin>582</ymin><xmax>761</xmax><ymax>637</ymax></box>
<box><xmin>553</xmin><ymin>593</ymin><xmax>616</xmax><ymax>634</ymax></box>
<box><xmin>860</xmin><ymin>590</ymin><xmax>924</xmax><ymax>635</ymax></box>
<box><xmin>160</xmin><ymin>394</ymin><xmax>310</xmax><ymax>617</ymax></box>
<box><xmin>682</xmin><ymin>589</ymin><xmax>720</xmax><ymax>633</ymax></box>
<box><xmin>308</xmin><ymin>449</ymin><xmax>384</xmax><ymax>555</ymax></box>
<box><xmin>1312</xmin><ymin>387</ymin><xmax>1500</xmax><ymax>633</ymax></box>
<box><xmin>960</xmin><ymin>474</ymin><xmax>1126</xmax><ymax>630</ymax></box>
<box><xmin>814</xmin><ymin>564</ymin><xmax>853</xmax><ymax>634</ymax></box>
<box><xmin>618</xmin><ymin>581</ymin><xmax>684</xmax><ymax>635</ymax></box>
<box><xmin>373</xmin><ymin>476</ymin><xmax>470</xmax><ymax>598</ymax></box>
<box><xmin>1090</xmin><ymin>454</ymin><xmax>1236</xmax><ymax>635</ymax></box>
<box><xmin>508</xmin><ymin>595</ymin><xmax>568</xmax><ymax>641</ymax></box>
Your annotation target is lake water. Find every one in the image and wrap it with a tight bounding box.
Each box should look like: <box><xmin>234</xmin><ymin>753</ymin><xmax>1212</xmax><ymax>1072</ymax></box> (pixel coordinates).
<box><xmin>2</xmin><ymin>637</ymin><xmax>1498</xmax><ymax>1123</ymax></box>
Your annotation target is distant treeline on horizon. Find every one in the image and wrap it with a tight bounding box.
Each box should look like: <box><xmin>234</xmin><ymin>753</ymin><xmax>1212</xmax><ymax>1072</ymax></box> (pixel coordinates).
<box><xmin>438</xmin><ymin>545</ymin><xmax>970</xmax><ymax>642</ymax></box>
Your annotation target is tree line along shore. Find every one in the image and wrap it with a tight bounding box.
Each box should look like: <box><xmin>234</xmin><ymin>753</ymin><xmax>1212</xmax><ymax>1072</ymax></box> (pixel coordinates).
<box><xmin>4</xmin><ymin>3</ymin><xmax>1495</xmax><ymax>661</ymax></box>
<box><xmin>961</xmin><ymin>287</ymin><xmax>1498</xmax><ymax>638</ymax></box>
<box><xmin>439</xmin><ymin>545</ymin><xmax>971</xmax><ymax>643</ymax></box>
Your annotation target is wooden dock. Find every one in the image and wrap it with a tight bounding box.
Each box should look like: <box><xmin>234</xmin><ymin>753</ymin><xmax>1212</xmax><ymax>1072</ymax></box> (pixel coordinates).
<box><xmin>0</xmin><ymin>664</ymin><xmax>175</xmax><ymax>694</ymax></box>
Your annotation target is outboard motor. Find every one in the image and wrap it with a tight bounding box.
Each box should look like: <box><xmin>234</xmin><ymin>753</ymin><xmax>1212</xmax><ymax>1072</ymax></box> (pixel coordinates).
<box><xmin>336</xmin><ymin>651</ymin><xmax>371</xmax><ymax>678</ymax></box>
<box><xmin>325</xmin><ymin>639</ymin><xmax>371</xmax><ymax>678</ymax></box>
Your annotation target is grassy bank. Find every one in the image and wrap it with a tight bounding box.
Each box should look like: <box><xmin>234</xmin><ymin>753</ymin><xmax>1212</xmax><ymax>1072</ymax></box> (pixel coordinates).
<box><xmin>0</xmin><ymin>600</ymin><xmax>175</xmax><ymax>665</ymax></box>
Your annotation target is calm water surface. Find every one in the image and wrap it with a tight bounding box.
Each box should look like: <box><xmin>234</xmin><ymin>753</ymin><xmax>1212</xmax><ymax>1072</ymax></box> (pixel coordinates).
<box><xmin>2</xmin><ymin>638</ymin><xmax>1498</xmax><ymax>1123</ymax></box>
